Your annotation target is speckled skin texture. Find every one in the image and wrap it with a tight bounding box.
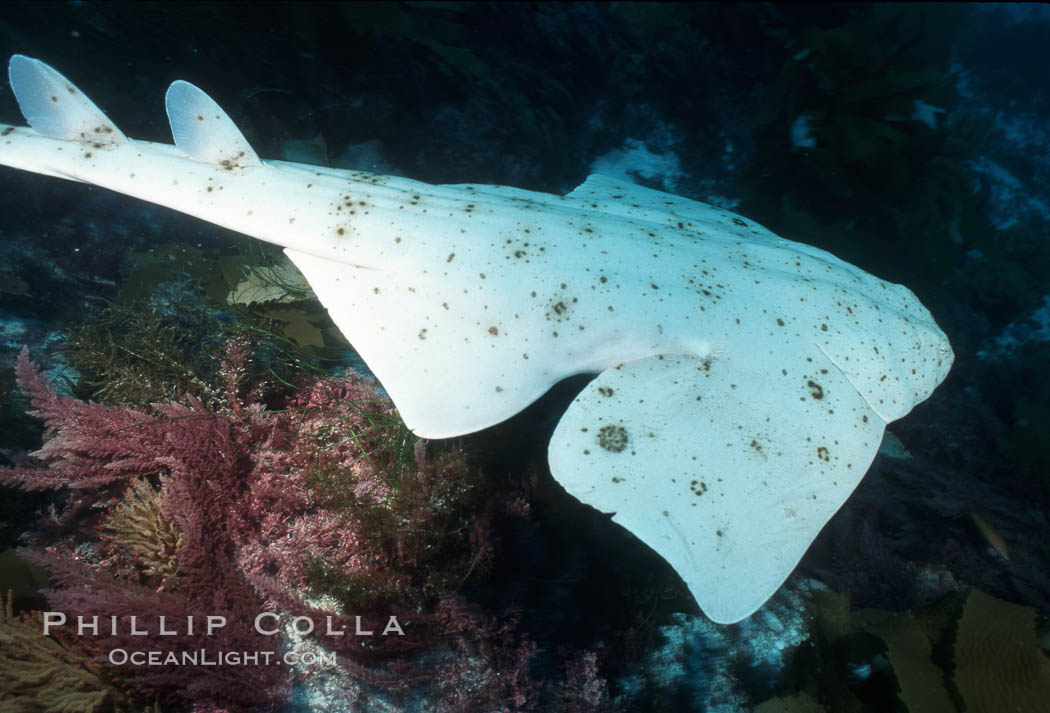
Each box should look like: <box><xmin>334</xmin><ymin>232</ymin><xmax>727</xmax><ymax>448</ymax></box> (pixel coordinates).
<box><xmin>0</xmin><ymin>56</ymin><xmax>954</xmax><ymax>624</ymax></box>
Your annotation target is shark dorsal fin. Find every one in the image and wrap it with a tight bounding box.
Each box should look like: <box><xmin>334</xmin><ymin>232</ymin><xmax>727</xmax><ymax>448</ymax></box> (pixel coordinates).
<box><xmin>7</xmin><ymin>54</ymin><xmax>127</xmax><ymax>144</ymax></box>
<box><xmin>164</xmin><ymin>80</ymin><xmax>260</xmax><ymax>168</ymax></box>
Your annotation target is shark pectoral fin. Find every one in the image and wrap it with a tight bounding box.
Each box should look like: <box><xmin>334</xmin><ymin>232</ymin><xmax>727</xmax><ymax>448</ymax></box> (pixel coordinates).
<box><xmin>284</xmin><ymin>248</ymin><xmax>556</xmax><ymax>439</ymax></box>
<box><xmin>8</xmin><ymin>55</ymin><xmax>127</xmax><ymax>144</ymax></box>
<box><xmin>547</xmin><ymin>351</ymin><xmax>886</xmax><ymax>624</ymax></box>
<box><xmin>564</xmin><ymin>174</ymin><xmax>773</xmax><ymax>234</ymax></box>
<box><xmin>164</xmin><ymin>80</ymin><xmax>260</xmax><ymax>168</ymax></box>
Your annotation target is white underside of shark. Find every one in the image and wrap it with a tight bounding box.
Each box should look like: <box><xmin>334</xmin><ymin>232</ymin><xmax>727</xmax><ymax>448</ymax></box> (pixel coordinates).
<box><xmin>0</xmin><ymin>55</ymin><xmax>954</xmax><ymax>624</ymax></box>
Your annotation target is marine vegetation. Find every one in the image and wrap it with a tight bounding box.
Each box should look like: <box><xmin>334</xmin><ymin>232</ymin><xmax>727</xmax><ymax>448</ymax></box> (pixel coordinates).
<box><xmin>61</xmin><ymin>249</ymin><xmax>337</xmax><ymax>409</ymax></box>
<box><xmin>60</xmin><ymin>297</ymin><xmax>253</xmax><ymax>408</ymax></box>
<box><xmin>742</xmin><ymin>6</ymin><xmax>970</xmax><ymax>284</ymax></box>
<box><xmin>0</xmin><ymin>590</ymin><xmax>153</xmax><ymax>713</ymax></box>
<box><xmin>757</xmin><ymin>588</ymin><xmax>1050</xmax><ymax>712</ymax></box>
<box><xmin>0</xmin><ymin>345</ymin><xmax>616</xmax><ymax>712</ymax></box>
<box><xmin>98</xmin><ymin>477</ymin><xmax>182</xmax><ymax>586</ymax></box>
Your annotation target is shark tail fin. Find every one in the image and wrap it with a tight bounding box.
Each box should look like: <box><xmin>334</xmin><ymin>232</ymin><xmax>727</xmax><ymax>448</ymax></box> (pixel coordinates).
<box><xmin>164</xmin><ymin>80</ymin><xmax>261</xmax><ymax>168</ymax></box>
<box><xmin>8</xmin><ymin>55</ymin><xmax>128</xmax><ymax>145</ymax></box>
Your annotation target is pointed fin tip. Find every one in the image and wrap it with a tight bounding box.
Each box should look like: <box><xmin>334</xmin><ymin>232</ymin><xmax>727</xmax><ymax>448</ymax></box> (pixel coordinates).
<box><xmin>7</xmin><ymin>54</ymin><xmax>127</xmax><ymax>144</ymax></box>
<box><xmin>164</xmin><ymin>79</ymin><xmax>261</xmax><ymax>168</ymax></box>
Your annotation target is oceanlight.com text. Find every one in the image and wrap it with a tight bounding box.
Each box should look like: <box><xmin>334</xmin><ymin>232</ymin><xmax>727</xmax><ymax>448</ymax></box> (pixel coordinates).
<box><xmin>108</xmin><ymin>648</ymin><xmax>337</xmax><ymax>667</ymax></box>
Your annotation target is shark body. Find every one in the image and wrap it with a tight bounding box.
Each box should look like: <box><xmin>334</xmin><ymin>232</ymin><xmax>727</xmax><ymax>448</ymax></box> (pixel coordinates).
<box><xmin>0</xmin><ymin>56</ymin><xmax>953</xmax><ymax>623</ymax></box>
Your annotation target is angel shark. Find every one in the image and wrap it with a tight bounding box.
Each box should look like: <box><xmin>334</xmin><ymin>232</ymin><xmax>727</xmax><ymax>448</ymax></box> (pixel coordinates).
<box><xmin>0</xmin><ymin>55</ymin><xmax>953</xmax><ymax>624</ymax></box>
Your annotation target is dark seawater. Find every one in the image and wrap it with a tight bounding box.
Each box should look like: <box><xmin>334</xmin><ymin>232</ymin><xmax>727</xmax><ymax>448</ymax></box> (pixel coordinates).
<box><xmin>0</xmin><ymin>3</ymin><xmax>1049</xmax><ymax>712</ymax></box>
